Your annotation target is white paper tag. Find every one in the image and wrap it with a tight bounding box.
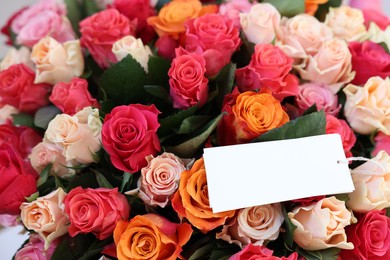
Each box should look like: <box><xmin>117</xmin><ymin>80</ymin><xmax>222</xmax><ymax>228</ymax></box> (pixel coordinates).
<box><xmin>203</xmin><ymin>134</ymin><xmax>354</xmax><ymax>213</ymax></box>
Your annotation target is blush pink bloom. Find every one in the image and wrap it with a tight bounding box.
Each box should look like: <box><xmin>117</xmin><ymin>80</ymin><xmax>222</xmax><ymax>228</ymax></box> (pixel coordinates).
<box><xmin>0</xmin><ymin>214</ymin><xmax>18</xmax><ymax>227</ymax></box>
<box><xmin>14</xmin><ymin>234</ymin><xmax>58</xmax><ymax>260</ymax></box>
<box><xmin>326</xmin><ymin>115</ymin><xmax>356</xmax><ymax>157</ymax></box>
<box><xmin>349</xmin><ymin>0</ymin><xmax>382</xmax><ymax>13</ymax></box>
<box><xmin>229</xmin><ymin>244</ymin><xmax>298</xmax><ymax>260</ymax></box>
<box><xmin>373</xmin><ymin>132</ymin><xmax>390</xmax><ymax>156</ymax></box>
<box><xmin>219</xmin><ymin>0</ymin><xmax>253</xmax><ymax>28</ymax></box>
<box><xmin>361</xmin><ymin>9</ymin><xmax>390</xmax><ymax>30</ymax></box>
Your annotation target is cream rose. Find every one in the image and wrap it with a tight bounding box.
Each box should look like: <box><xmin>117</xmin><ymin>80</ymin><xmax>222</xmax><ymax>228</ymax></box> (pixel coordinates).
<box><xmin>31</xmin><ymin>36</ymin><xmax>84</xmax><ymax>85</ymax></box>
<box><xmin>112</xmin><ymin>35</ymin><xmax>152</xmax><ymax>72</ymax></box>
<box><xmin>288</xmin><ymin>196</ymin><xmax>354</xmax><ymax>250</ymax></box>
<box><xmin>343</xmin><ymin>77</ymin><xmax>390</xmax><ymax>135</ymax></box>
<box><xmin>240</xmin><ymin>3</ymin><xmax>280</xmax><ymax>45</ymax></box>
<box><xmin>217</xmin><ymin>203</ymin><xmax>283</xmax><ymax>248</ymax></box>
<box><xmin>0</xmin><ymin>105</ymin><xmax>19</xmax><ymax>125</ymax></box>
<box><xmin>0</xmin><ymin>47</ymin><xmax>34</xmax><ymax>71</ymax></box>
<box><xmin>20</xmin><ymin>188</ymin><xmax>69</xmax><ymax>250</ymax></box>
<box><xmin>347</xmin><ymin>151</ymin><xmax>390</xmax><ymax>212</ymax></box>
<box><xmin>325</xmin><ymin>6</ymin><xmax>366</xmax><ymax>41</ymax></box>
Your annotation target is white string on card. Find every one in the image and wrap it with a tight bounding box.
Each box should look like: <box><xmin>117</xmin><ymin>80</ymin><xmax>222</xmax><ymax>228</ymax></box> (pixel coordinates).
<box><xmin>338</xmin><ymin>156</ymin><xmax>386</xmax><ymax>176</ymax></box>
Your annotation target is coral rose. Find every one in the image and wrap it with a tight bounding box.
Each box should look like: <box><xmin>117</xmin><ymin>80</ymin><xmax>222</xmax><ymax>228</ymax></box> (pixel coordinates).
<box><xmin>172</xmin><ymin>158</ymin><xmax>235</xmax><ymax>232</ymax></box>
<box><xmin>373</xmin><ymin>132</ymin><xmax>390</xmax><ymax>156</ymax></box>
<box><xmin>230</xmin><ymin>244</ymin><xmax>298</xmax><ymax>260</ymax></box>
<box><xmin>325</xmin><ymin>115</ymin><xmax>356</xmax><ymax>157</ymax></box>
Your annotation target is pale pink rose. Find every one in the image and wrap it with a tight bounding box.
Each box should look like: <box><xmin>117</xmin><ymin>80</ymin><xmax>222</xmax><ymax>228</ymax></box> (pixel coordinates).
<box><xmin>296</xmin><ymin>83</ymin><xmax>340</xmax><ymax>116</ymax></box>
<box><xmin>217</xmin><ymin>203</ymin><xmax>283</xmax><ymax>248</ymax></box>
<box><xmin>15</xmin><ymin>234</ymin><xmax>58</xmax><ymax>260</ymax></box>
<box><xmin>349</xmin><ymin>0</ymin><xmax>382</xmax><ymax>13</ymax></box>
<box><xmin>0</xmin><ymin>214</ymin><xmax>18</xmax><ymax>227</ymax></box>
<box><xmin>297</xmin><ymin>39</ymin><xmax>355</xmax><ymax>93</ymax></box>
<box><xmin>347</xmin><ymin>151</ymin><xmax>390</xmax><ymax>213</ymax></box>
<box><xmin>373</xmin><ymin>132</ymin><xmax>390</xmax><ymax>156</ymax></box>
<box><xmin>240</xmin><ymin>3</ymin><xmax>280</xmax><ymax>45</ymax></box>
<box><xmin>343</xmin><ymin>77</ymin><xmax>390</xmax><ymax>135</ymax></box>
<box><xmin>0</xmin><ymin>47</ymin><xmax>34</xmax><ymax>71</ymax></box>
<box><xmin>0</xmin><ymin>105</ymin><xmax>19</xmax><ymax>125</ymax></box>
<box><xmin>288</xmin><ymin>196</ymin><xmax>354</xmax><ymax>250</ymax></box>
<box><xmin>20</xmin><ymin>188</ymin><xmax>68</xmax><ymax>250</ymax></box>
<box><xmin>219</xmin><ymin>0</ymin><xmax>253</xmax><ymax>28</ymax></box>
<box><xmin>325</xmin><ymin>6</ymin><xmax>366</xmax><ymax>41</ymax></box>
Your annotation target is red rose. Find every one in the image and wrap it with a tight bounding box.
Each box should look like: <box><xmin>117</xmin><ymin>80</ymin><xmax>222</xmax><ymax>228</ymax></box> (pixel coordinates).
<box><xmin>184</xmin><ymin>13</ymin><xmax>241</xmax><ymax>77</ymax></box>
<box><xmin>340</xmin><ymin>210</ymin><xmax>390</xmax><ymax>260</ymax></box>
<box><xmin>326</xmin><ymin>115</ymin><xmax>356</xmax><ymax>157</ymax></box>
<box><xmin>168</xmin><ymin>51</ymin><xmax>208</xmax><ymax>109</ymax></box>
<box><xmin>102</xmin><ymin>104</ymin><xmax>161</xmax><ymax>173</ymax></box>
<box><xmin>0</xmin><ymin>143</ymin><xmax>38</xmax><ymax>215</ymax></box>
<box><xmin>49</xmin><ymin>78</ymin><xmax>100</xmax><ymax>115</ymax></box>
<box><xmin>349</xmin><ymin>41</ymin><xmax>390</xmax><ymax>85</ymax></box>
<box><xmin>230</xmin><ymin>244</ymin><xmax>298</xmax><ymax>260</ymax></box>
<box><xmin>291</xmin><ymin>195</ymin><xmax>326</xmax><ymax>206</ymax></box>
<box><xmin>80</xmin><ymin>9</ymin><xmax>136</xmax><ymax>69</ymax></box>
<box><xmin>0</xmin><ymin>64</ymin><xmax>50</xmax><ymax>114</ymax></box>
<box><xmin>64</xmin><ymin>187</ymin><xmax>130</xmax><ymax>240</ymax></box>
<box><xmin>236</xmin><ymin>44</ymin><xmax>299</xmax><ymax>101</ymax></box>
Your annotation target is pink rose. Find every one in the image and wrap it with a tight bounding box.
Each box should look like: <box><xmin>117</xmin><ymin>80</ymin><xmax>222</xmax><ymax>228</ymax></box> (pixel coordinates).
<box><xmin>64</xmin><ymin>187</ymin><xmax>130</xmax><ymax>240</ymax></box>
<box><xmin>219</xmin><ymin>0</ymin><xmax>253</xmax><ymax>28</ymax></box>
<box><xmin>80</xmin><ymin>9</ymin><xmax>136</xmax><ymax>69</ymax></box>
<box><xmin>155</xmin><ymin>35</ymin><xmax>179</xmax><ymax>60</ymax></box>
<box><xmin>15</xmin><ymin>234</ymin><xmax>58</xmax><ymax>260</ymax></box>
<box><xmin>373</xmin><ymin>132</ymin><xmax>390</xmax><ymax>156</ymax></box>
<box><xmin>49</xmin><ymin>78</ymin><xmax>100</xmax><ymax>115</ymax></box>
<box><xmin>0</xmin><ymin>105</ymin><xmax>19</xmax><ymax>125</ymax></box>
<box><xmin>0</xmin><ymin>214</ymin><xmax>18</xmax><ymax>227</ymax></box>
<box><xmin>361</xmin><ymin>9</ymin><xmax>390</xmax><ymax>30</ymax></box>
<box><xmin>326</xmin><ymin>115</ymin><xmax>356</xmax><ymax>157</ymax></box>
<box><xmin>184</xmin><ymin>13</ymin><xmax>241</xmax><ymax>77</ymax></box>
<box><xmin>349</xmin><ymin>0</ymin><xmax>382</xmax><ymax>13</ymax></box>
<box><xmin>229</xmin><ymin>244</ymin><xmax>298</xmax><ymax>260</ymax></box>
<box><xmin>102</xmin><ymin>104</ymin><xmax>161</xmax><ymax>173</ymax></box>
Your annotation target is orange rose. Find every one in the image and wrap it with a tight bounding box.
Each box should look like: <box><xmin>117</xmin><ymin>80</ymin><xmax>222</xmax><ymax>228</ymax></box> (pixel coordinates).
<box><xmin>305</xmin><ymin>0</ymin><xmax>329</xmax><ymax>15</ymax></box>
<box><xmin>147</xmin><ymin>0</ymin><xmax>217</xmax><ymax>39</ymax></box>
<box><xmin>172</xmin><ymin>158</ymin><xmax>235</xmax><ymax>233</ymax></box>
<box><xmin>114</xmin><ymin>214</ymin><xmax>192</xmax><ymax>260</ymax></box>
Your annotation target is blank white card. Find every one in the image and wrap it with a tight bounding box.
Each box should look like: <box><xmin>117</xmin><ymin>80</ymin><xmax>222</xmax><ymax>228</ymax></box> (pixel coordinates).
<box><xmin>203</xmin><ymin>134</ymin><xmax>355</xmax><ymax>213</ymax></box>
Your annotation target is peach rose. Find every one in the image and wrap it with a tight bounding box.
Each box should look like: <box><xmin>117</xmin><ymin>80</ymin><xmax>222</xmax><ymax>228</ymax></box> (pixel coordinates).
<box><xmin>0</xmin><ymin>105</ymin><xmax>19</xmax><ymax>125</ymax></box>
<box><xmin>31</xmin><ymin>37</ymin><xmax>84</xmax><ymax>85</ymax></box>
<box><xmin>172</xmin><ymin>158</ymin><xmax>235</xmax><ymax>232</ymax></box>
<box><xmin>325</xmin><ymin>6</ymin><xmax>366</xmax><ymax>41</ymax></box>
<box><xmin>114</xmin><ymin>214</ymin><xmax>193</xmax><ymax>260</ymax></box>
<box><xmin>305</xmin><ymin>0</ymin><xmax>328</xmax><ymax>15</ymax></box>
<box><xmin>347</xmin><ymin>151</ymin><xmax>390</xmax><ymax>213</ymax></box>
<box><xmin>217</xmin><ymin>203</ymin><xmax>284</xmax><ymax>248</ymax></box>
<box><xmin>297</xmin><ymin>39</ymin><xmax>355</xmax><ymax>93</ymax></box>
<box><xmin>288</xmin><ymin>196</ymin><xmax>354</xmax><ymax>250</ymax></box>
<box><xmin>343</xmin><ymin>77</ymin><xmax>390</xmax><ymax>135</ymax></box>
<box><xmin>20</xmin><ymin>188</ymin><xmax>69</xmax><ymax>250</ymax></box>
<box><xmin>240</xmin><ymin>3</ymin><xmax>281</xmax><ymax>45</ymax></box>
<box><xmin>0</xmin><ymin>47</ymin><xmax>34</xmax><ymax>71</ymax></box>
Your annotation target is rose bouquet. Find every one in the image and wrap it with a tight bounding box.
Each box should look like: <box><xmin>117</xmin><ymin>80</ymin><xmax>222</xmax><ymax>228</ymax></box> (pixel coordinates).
<box><xmin>1</xmin><ymin>0</ymin><xmax>390</xmax><ymax>259</ymax></box>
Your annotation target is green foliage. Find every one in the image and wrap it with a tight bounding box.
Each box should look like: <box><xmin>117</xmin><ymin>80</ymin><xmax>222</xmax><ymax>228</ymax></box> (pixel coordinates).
<box><xmin>37</xmin><ymin>164</ymin><xmax>52</xmax><ymax>187</ymax></box>
<box><xmin>297</xmin><ymin>247</ymin><xmax>341</xmax><ymax>260</ymax></box>
<box><xmin>64</xmin><ymin>0</ymin><xmax>82</xmax><ymax>35</ymax></box>
<box><xmin>214</xmin><ymin>63</ymin><xmax>236</xmax><ymax>110</ymax></box>
<box><xmin>25</xmin><ymin>191</ymin><xmax>40</xmax><ymax>203</ymax></box>
<box><xmin>315</xmin><ymin>0</ymin><xmax>342</xmax><ymax>21</ymax></box>
<box><xmin>12</xmin><ymin>113</ymin><xmax>35</xmax><ymax>128</ymax></box>
<box><xmin>282</xmin><ymin>205</ymin><xmax>297</xmax><ymax>249</ymax></box>
<box><xmin>147</xmin><ymin>56</ymin><xmax>171</xmax><ymax>87</ymax></box>
<box><xmin>158</xmin><ymin>106</ymin><xmax>198</xmax><ymax>139</ymax></box>
<box><xmin>262</xmin><ymin>0</ymin><xmax>305</xmax><ymax>17</ymax></box>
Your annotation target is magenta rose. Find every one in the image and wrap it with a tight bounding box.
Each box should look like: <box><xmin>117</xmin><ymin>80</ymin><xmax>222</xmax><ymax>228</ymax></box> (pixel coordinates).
<box><xmin>326</xmin><ymin>115</ymin><xmax>356</xmax><ymax>157</ymax></box>
<box><xmin>0</xmin><ymin>64</ymin><xmax>50</xmax><ymax>114</ymax></box>
<box><xmin>349</xmin><ymin>41</ymin><xmax>390</xmax><ymax>85</ymax></box>
<box><xmin>102</xmin><ymin>104</ymin><xmax>161</xmax><ymax>173</ymax></box>
<box><xmin>340</xmin><ymin>210</ymin><xmax>390</xmax><ymax>260</ymax></box>
<box><xmin>15</xmin><ymin>234</ymin><xmax>58</xmax><ymax>260</ymax></box>
<box><xmin>229</xmin><ymin>244</ymin><xmax>298</xmax><ymax>260</ymax></box>
<box><xmin>362</xmin><ymin>9</ymin><xmax>390</xmax><ymax>30</ymax></box>
<box><xmin>155</xmin><ymin>35</ymin><xmax>179</xmax><ymax>60</ymax></box>
<box><xmin>236</xmin><ymin>44</ymin><xmax>299</xmax><ymax>101</ymax></box>
<box><xmin>373</xmin><ymin>132</ymin><xmax>390</xmax><ymax>156</ymax></box>
<box><xmin>80</xmin><ymin>9</ymin><xmax>136</xmax><ymax>69</ymax></box>
<box><xmin>64</xmin><ymin>187</ymin><xmax>130</xmax><ymax>240</ymax></box>
<box><xmin>184</xmin><ymin>13</ymin><xmax>241</xmax><ymax>77</ymax></box>
<box><xmin>49</xmin><ymin>78</ymin><xmax>100</xmax><ymax>115</ymax></box>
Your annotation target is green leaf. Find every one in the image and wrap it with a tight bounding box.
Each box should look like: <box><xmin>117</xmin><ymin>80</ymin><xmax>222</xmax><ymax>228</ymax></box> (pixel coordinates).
<box><xmin>252</xmin><ymin>111</ymin><xmax>326</xmax><ymax>143</ymax></box>
<box><xmin>34</xmin><ymin>106</ymin><xmax>61</xmax><ymax>129</ymax></box>
<box><xmin>297</xmin><ymin>247</ymin><xmax>340</xmax><ymax>260</ymax></box>
<box><xmin>263</xmin><ymin>0</ymin><xmax>305</xmax><ymax>17</ymax></box>
<box><xmin>302</xmin><ymin>104</ymin><xmax>318</xmax><ymax>116</ymax></box>
<box><xmin>66</xmin><ymin>172</ymin><xmax>99</xmax><ymax>192</ymax></box>
<box><xmin>65</xmin><ymin>0</ymin><xmax>82</xmax><ymax>35</ymax></box>
<box><xmin>25</xmin><ymin>191</ymin><xmax>40</xmax><ymax>202</ymax></box>
<box><xmin>79</xmin><ymin>238</ymin><xmax>113</xmax><ymax>260</ymax></box>
<box><xmin>54</xmin><ymin>175</ymin><xmax>66</xmax><ymax>189</ymax></box>
<box><xmin>378</xmin><ymin>42</ymin><xmax>390</xmax><ymax>53</ymax></box>
<box><xmin>83</xmin><ymin>0</ymin><xmax>101</xmax><ymax>16</ymax></box>
<box><xmin>335</xmin><ymin>193</ymin><xmax>350</xmax><ymax>203</ymax></box>
<box><xmin>210</xmin><ymin>249</ymin><xmax>239</xmax><ymax>260</ymax></box>
<box><xmin>51</xmin><ymin>234</ymin><xmax>96</xmax><ymax>260</ymax></box>
<box><xmin>215</xmin><ymin>63</ymin><xmax>236</xmax><ymax>110</ymax></box>
<box><xmin>387</xmin><ymin>207</ymin><xmax>390</xmax><ymax>218</ymax></box>
<box><xmin>147</xmin><ymin>56</ymin><xmax>171</xmax><ymax>87</ymax></box>
<box><xmin>37</xmin><ymin>164</ymin><xmax>52</xmax><ymax>187</ymax></box>
<box><xmin>120</xmin><ymin>172</ymin><xmax>133</xmax><ymax>192</ymax></box>
<box><xmin>177</xmin><ymin>115</ymin><xmax>211</xmax><ymax>134</ymax></box>
<box><xmin>144</xmin><ymin>85</ymin><xmax>171</xmax><ymax>103</ymax></box>
<box><xmin>315</xmin><ymin>0</ymin><xmax>342</xmax><ymax>21</ymax></box>
<box><xmin>12</xmin><ymin>113</ymin><xmax>35</xmax><ymax>128</ymax></box>
<box><xmin>282</xmin><ymin>205</ymin><xmax>297</xmax><ymax>249</ymax></box>
<box><xmin>93</xmin><ymin>170</ymin><xmax>114</xmax><ymax>188</ymax></box>
<box><xmin>158</xmin><ymin>106</ymin><xmax>198</xmax><ymax>138</ymax></box>
<box><xmin>188</xmin><ymin>243</ymin><xmax>215</xmax><ymax>260</ymax></box>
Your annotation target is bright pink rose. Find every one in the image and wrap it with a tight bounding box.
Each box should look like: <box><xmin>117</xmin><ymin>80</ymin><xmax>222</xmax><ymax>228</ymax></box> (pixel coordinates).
<box><xmin>80</xmin><ymin>9</ymin><xmax>136</xmax><ymax>69</ymax></box>
<box><xmin>219</xmin><ymin>0</ymin><xmax>253</xmax><ymax>28</ymax></box>
<box><xmin>0</xmin><ymin>143</ymin><xmax>38</xmax><ymax>215</ymax></box>
<box><xmin>0</xmin><ymin>7</ymin><xmax>28</xmax><ymax>46</ymax></box>
<box><xmin>373</xmin><ymin>132</ymin><xmax>390</xmax><ymax>156</ymax></box>
<box><xmin>64</xmin><ymin>187</ymin><xmax>130</xmax><ymax>240</ymax></box>
<box><xmin>362</xmin><ymin>9</ymin><xmax>390</xmax><ymax>30</ymax></box>
<box><xmin>340</xmin><ymin>210</ymin><xmax>390</xmax><ymax>260</ymax></box>
<box><xmin>49</xmin><ymin>78</ymin><xmax>100</xmax><ymax>115</ymax></box>
<box><xmin>155</xmin><ymin>35</ymin><xmax>179</xmax><ymax>60</ymax></box>
<box><xmin>184</xmin><ymin>13</ymin><xmax>241</xmax><ymax>77</ymax></box>
<box><xmin>325</xmin><ymin>115</ymin><xmax>356</xmax><ymax>157</ymax></box>
<box><xmin>15</xmin><ymin>234</ymin><xmax>58</xmax><ymax>260</ymax></box>
<box><xmin>169</xmin><ymin>50</ymin><xmax>208</xmax><ymax>109</ymax></box>
<box><xmin>349</xmin><ymin>41</ymin><xmax>390</xmax><ymax>85</ymax></box>
<box><xmin>236</xmin><ymin>44</ymin><xmax>299</xmax><ymax>101</ymax></box>
<box><xmin>102</xmin><ymin>104</ymin><xmax>161</xmax><ymax>173</ymax></box>
<box><xmin>0</xmin><ymin>64</ymin><xmax>50</xmax><ymax>114</ymax></box>
<box><xmin>229</xmin><ymin>244</ymin><xmax>298</xmax><ymax>260</ymax></box>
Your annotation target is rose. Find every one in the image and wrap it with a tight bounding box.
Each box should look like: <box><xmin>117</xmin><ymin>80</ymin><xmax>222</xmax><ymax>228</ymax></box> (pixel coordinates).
<box><xmin>305</xmin><ymin>0</ymin><xmax>329</xmax><ymax>15</ymax></box>
<box><xmin>114</xmin><ymin>214</ymin><xmax>193</xmax><ymax>260</ymax></box>
<box><xmin>49</xmin><ymin>78</ymin><xmax>100</xmax><ymax>115</ymax></box>
<box><xmin>363</xmin><ymin>23</ymin><xmax>390</xmax><ymax>53</ymax></box>
<box><xmin>296</xmin><ymin>39</ymin><xmax>355</xmax><ymax>93</ymax></box>
<box><xmin>362</xmin><ymin>9</ymin><xmax>390</xmax><ymax>31</ymax></box>
<box><xmin>155</xmin><ymin>35</ymin><xmax>179</xmax><ymax>60</ymax></box>
<box><xmin>102</xmin><ymin>104</ymin><xmax>161</xmax><ymax>173</ymax></box>
<box><xmin>324</xmin><ymin>6</ymin><xmax>366</xmax><ymax>41</ymax></box>
<box><xmin>184</xmin><ymin>13</ymin><xmax>241</xmax><ymax>77</ymax></box>
<box><xmin>80</xmin><ymin>9</ymin><xmax>136</xmax><ymax>69</ymax></box>
<box><xmin>340</xmin><ymin>210</ymin><xmax>390</xmax><ymax>260</ymax></box>
<box><xmin>64</xmin><ymin>187</ymin><xmax>130</xmax><ymax>240</ymax></box>
<box><xmin>235</xmin><ymin>44</ymin><xmax>298</xmax><ymax>100</ymax></box>
<box><xmin>325</xmin><ymin>115</ymin><xmax>356</xmax><ymax>157</ymax></box>
<box><xmin>343</xmin><ymin>77</ymin><xmax>390</xmax><ymax>135</ymax></box>
<box><xmin>217</xmin><ymin>204</ymin><xmax>284</xmax><ymax>247</ymax></box>
<box><xmin>0</xmin><ymin>64</ymin><xmax>50</xmax><ymax>114</ymax></box>
<box><xmin>291</xmin><ymin>195</ymin><xmax>326</xmax><ymax>206</ymax></box>
<box><xmin>347</xmin><ymin>151</ymin><xmax>390</xmax><ymax>212</ymax></box>
<box><xmin>168</xmin><ymin>51</ymin><xmax>208</xmax><ymax>109</ymax></box>
<box><xmin>219</xmin><ymin>0</ymin><xmax>253</xmax><ymax>28</ymax></box>
<box><xmin>217</xmin><ymin>89</ymin><xmax>289</xmax><ymax>145</ymax></box>
<box><xmin>112</xmin><ymin>35</ymin><xmax>153</xmax><ymax>72</ymax></box>
<box><xmin>31</xmin><ymin>37</ymin><xmax>84</xmax><ymax>85</ymax></box>
<box><xmin>373</xmin><ymin>132</ymin><xmax>390</xmax><ymax>156</ymax></box>
<box><xmin>0</xmin><ymin>105</ymin><xmax>19</xmax><ymax>125</ymax></box>
<box><xmin>295</xmin><ymin>83</ymin><xmax>340</xmax><ymax>116</ymax></box>
<box><xmin>0</xmin><ymin>47</ymin><xmax>34</xmax><ymax>71</ymax></box>
<box><xmin>1</xmin><ymin>7</ymin><xmax>28</xmax><ymax>46</ymax></box>
<box><xmin>349</xmin><ymin>0</ymin><xmax>382</xmax><ymax>12</ymax></box>
<box><xmin>349</xmin><ymin>41</ymin><xmax>390</xmax><ymax>85</ymax></box>
<box><xmin>172</xmin><ymin>158</ymin><xmax>235</xmax><ymax>232</ymax></box>
<box><xmin>20</xmin><ymin>188</ymin><xmax>69</xmax><ymax>249</ymax></box>
<box><xmin>0</xmin><ymin>214</ymin><xmax>18</xmax><ymax>227</ymax></box>
<box><xmin>229</xmin><ymin>244</ymin><xmax>298</xmax><ymax>260</ymax></box>
<box><xmin>239</xmin><ymin>3</ymin><xmax>280</xmax><ymax>44</ymax></box>
<box><xmin>14</xmin><ymin>234</ymin><xmax>58</xmax><ymax>260</ymax></box>
<box><xmin>0</xmin><ymin>143</ymin><xmax>38</xmax><ymax>215</ymax></box>
<box><xmin>288</xmin><ymin>196</ymin><xmax>354</xmax><ymax>250</ymax></box>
